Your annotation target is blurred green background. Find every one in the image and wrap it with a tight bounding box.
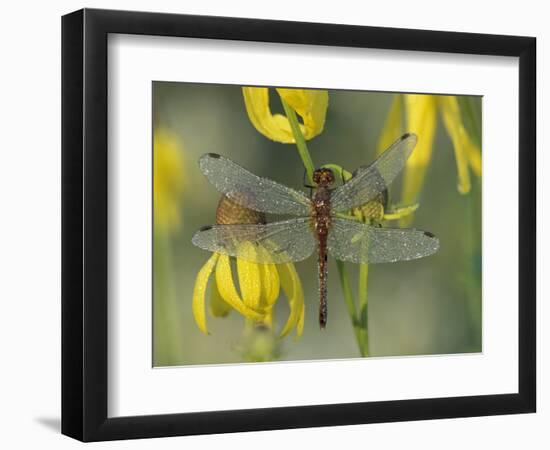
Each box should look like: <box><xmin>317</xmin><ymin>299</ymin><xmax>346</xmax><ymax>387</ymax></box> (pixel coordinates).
<box><xmin>152</xmin><ymin>82</ymin><xmax>482</xmax><ymax>367</ymax></box>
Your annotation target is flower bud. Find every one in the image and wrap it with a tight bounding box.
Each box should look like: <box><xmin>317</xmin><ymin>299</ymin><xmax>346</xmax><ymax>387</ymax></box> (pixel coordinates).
<box><xmin>216</xmin><ymin>195</ymin><xmax>266</xmax><ymax>225</ymax></box>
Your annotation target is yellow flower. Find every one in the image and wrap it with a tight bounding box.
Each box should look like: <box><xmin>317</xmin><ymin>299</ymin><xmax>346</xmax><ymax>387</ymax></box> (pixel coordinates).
<box><xmin>242</xmin><ymin>87</ymin><xmax>328</xmax><ymax>143</ymax></box>
<box><xmin>154</xmin><ymin>128</ymin><xmax>186</xmax><ymax>233</ymax></box>
<box><xmin>325</xmin><ymin>164</ymin><xmax>418</xmax><ymax>224</ymax></box>
<box><xmin>192</xmin><ymin>196</ymin><xmax>305</xmax><ymax>338</ymax></box>
<box><xmin>377</xmin><ymin>94</ymin><xmax>481</xmax><ymax>217</ymax></box>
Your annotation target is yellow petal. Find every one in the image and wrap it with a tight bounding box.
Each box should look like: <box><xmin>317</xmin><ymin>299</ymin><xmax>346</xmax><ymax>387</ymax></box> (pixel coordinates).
<box><xmin>260</xmin><ymin>263</ymin><xmax>280</xmax><ymax>308</ymax></box>
<box><xmin>400</xmin><ymin>95</ymin><xmax>438</xmax><ymax>225</ymax></box>
<box><xmin>215</xmin><ymin>254</ymin><xmax>264</xmax><ymax>321</ymax></box>
<box><xmin>242</xmin><ymin>87</ymin><xmax>294</xmax><ymax>142</ymax></box>
<box><xmin>192</xmin><ymin>253</ymin><xmax>219</xmax><ymax>334</ymax></box>
<box><xmin>377</xmin><ymin>94</ymin><xmax>404</xmax><ymax>155</ymax></box>
<box><xmin>278</xmin><ymin>263</ymin><xmax>305</xmax><ymax>338</ymax></box>
<box><xmin>236</xmin><ymin>244</ymin><xmax>262</xmax><ymax>310</ymax></box>
<box><xmin>277</xmin><ymin>88</ymin><xmax>328</xmax><ymax>140</ymax></box>
<box><xmin>295</xmin><ymin>303</ymin><xmax>305</xmax><ymax>339</ymax></box>
<box><xmin>405</xmin><ymin>95</ymin><xmax>438</xmax><ymax>168</ymax></box>
<box><xmin>242</xmin><ymin>87</ymin><xmax>328</xmax><ymax>143</ymax></box>
<box><xmin>463</xmin><ymin>132</ymin><xmax>482</xmax><ymax>177</ymax></box>
<box><xmin>383</xmin><ymin>203</ymin><xmax>419</xmax><ymax>221</ymax></box>
<box><xmin>438</xmin><ymin>96</ymin><xmax>472</xmax><ymax>194</ymax></box>
<box><xmin>263</xmin><ymin>310</ymin><xmax>274</xmax><ymax>328</ymax></box>
<box><xmin>209</xmin><ymin>279</ymin><xmax>231</xmax><ymax>318</ymax></box>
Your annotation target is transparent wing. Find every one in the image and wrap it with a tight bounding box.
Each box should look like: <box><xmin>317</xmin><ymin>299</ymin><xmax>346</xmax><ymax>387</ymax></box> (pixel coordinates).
<box><xmin>331</xmin><ymin>133</ymin><xmax>417</xmax><ymax>212</ymax></box>
<box><xmin>328</xmin><ymin>217</ymin><xmax>439</xmax><ymax>264</ymax></box>
<box><xmin>192</xmin><ymin>218</ymin><xmax>317</xmax><ymax>264</ymax></box>
<box><xmin>199</xmin><ymin>153</ymin><xmax>312</xmax><ymax>216</ymax></box>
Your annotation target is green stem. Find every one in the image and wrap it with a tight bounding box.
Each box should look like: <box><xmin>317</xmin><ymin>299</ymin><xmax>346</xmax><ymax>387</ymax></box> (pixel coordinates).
<box><xmin>281</xmin><ymin>95</ymin><xmax>367</xmax><ymax>357</ymax></box>
<box><xmin>336</xmin><ymin>260</ymin><xmax>366</xmax><ymax>356</ymax></box>
<box><xmin>358</xmin><ymin>263</ymin><xmax>369</xmax><ymax>356</ymax></box>
<box><xmin>281</xmin><ymin>97</ymin><xmax>315</xmax><ymax>185</ymax></box>
<box><xmin>321</xmin><ymin>163</ymin><xmax>352</xmax><ymax>183</ymax></box>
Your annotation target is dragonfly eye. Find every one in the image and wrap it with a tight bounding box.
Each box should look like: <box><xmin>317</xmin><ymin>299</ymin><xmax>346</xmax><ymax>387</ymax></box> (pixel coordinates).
<box><xmin>313</xmin><ymin>168</ymin><xmax>335</xmax><ymax>186</ymax></box>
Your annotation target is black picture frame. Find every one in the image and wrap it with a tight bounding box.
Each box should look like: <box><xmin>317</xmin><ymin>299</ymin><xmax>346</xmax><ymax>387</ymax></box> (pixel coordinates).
<box><xmin>61</xmin><ymin>8</ymin><xmax>536</xmax><ymax>442</ymax></box>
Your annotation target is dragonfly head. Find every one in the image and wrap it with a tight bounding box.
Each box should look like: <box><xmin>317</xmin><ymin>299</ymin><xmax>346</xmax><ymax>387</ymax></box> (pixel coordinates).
<box><xmin>313</xmin><ymin>168</ymin><xmax>335</xmax><ymax>187</ymax></box>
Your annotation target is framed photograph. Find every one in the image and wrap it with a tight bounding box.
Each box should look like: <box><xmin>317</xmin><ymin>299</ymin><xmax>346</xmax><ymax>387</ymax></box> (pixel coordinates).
<box><xmin>61</xmin><ymin>8</ymin><xmax>536</xmax><ymax>441</ymax></box>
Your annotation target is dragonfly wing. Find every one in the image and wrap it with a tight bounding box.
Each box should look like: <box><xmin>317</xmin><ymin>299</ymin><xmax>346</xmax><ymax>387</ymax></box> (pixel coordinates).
<box><xmin>199</xmin><ymin>153</ymin><xmax>312</xmax><ymax>216</ymax></box>
<box><xmin>331</xmin><ymin>133</ymin><xmax>417</xmax><ymax>212</ymax></box>
<box><xmin>328</xmin><ymin>217</ymin><xmax>439</xmax><ymax>264</ymax></box>
<box><xmin>192</xmin><ymin>218</ymin><xmax>316</xmax><ymax>264</ymax></box>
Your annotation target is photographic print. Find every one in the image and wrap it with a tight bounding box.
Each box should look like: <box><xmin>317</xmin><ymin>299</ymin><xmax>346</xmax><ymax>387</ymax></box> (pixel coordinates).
<box><xmin>61</xmin><ymin>10</ymin><xmax>535</xmax><ymax>440</ymax></box>
<box><xmin>152</xmin><ymin>83</ymin><xmax>482</xmax><ymax>367</ymax></box>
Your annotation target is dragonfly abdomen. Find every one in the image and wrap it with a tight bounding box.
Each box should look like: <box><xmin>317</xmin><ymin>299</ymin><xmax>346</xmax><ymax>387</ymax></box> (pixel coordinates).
<box><xmin>312</xmin><ymin>181</ymin><xmax>333</xmax><ymax>328</ymax></box>
<box><xmin>318</xmin><ymin>242</ymin><xmax>329</xmax><ymax>328</ymax></box>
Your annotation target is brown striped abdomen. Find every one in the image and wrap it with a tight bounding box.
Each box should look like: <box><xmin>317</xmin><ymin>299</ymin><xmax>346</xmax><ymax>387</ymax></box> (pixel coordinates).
<box><xmin>312</xmin><ymin>184</ymin><xmax>332</xmax><ymax>329</ymax></box>
<box><xmin>318</xmin><ymin>238</ymin><xmax>328</xmax><ymax>328</ymax></box>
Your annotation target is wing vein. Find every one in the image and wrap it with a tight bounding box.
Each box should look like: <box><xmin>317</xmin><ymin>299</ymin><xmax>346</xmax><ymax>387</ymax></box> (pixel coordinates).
<box><xmin>192</xmin><ymin>218</ymin><xmax>316</xmax><ymax>264</ymax></box>
<box><xmin>199</xmin><ymin>153</ymin><xmax>312</xmax><ymax>215</ymax></box>
<box><xmin>331</xmin><ymin>133</ymin><xmax>417</xmax><ymax>212</ymax></box>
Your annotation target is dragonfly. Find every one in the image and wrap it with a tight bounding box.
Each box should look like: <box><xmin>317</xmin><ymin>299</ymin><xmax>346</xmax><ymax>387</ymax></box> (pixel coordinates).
<box><xmin>192</xmin><ymin>133</ymin><xmax>439</xmax><ymax>328</ymax></box>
